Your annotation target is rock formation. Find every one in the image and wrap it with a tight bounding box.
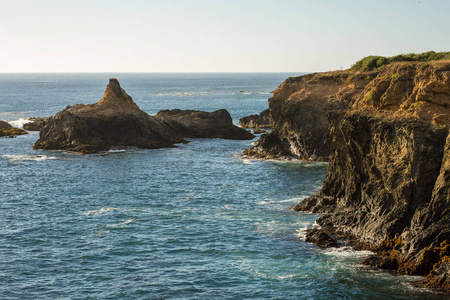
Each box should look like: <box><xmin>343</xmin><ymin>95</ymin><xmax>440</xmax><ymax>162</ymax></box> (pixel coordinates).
<box><xmin>239</xmin><ymin>108</ymin><xmax>271</xmax><ymax>129</ymax></box>
<box><xmin>34</xmin><ymin>79</ymin><xmax>253</xmax><ymax>152</ymax></box>
<box><xmin>23</xmin><ymin>117</ymin><xmax>46</xmax><ymax>131</ymax></box>
<box><xmin>0</xmin><ymin>121</ymin><xmax>27</xmax><ymax>137</ymax></box>
<box><xmin>244</xmin><ymin>71</ymin><xmax>377</xmax><ymax>161</ymax></box>
<box><xmin>155</xmin><ymin>109</ymin><xmax>254</xmax><ymax>140</ymax></box>
<box><xmin>290</xmin><ymin>60</ymin><xmax>450</xmax><ymax>291</ymax></box>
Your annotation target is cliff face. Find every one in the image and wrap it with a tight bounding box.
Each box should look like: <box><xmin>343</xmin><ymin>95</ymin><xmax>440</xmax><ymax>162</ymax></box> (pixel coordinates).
<box><xmin>245</xmin><ymin>71</ymin><xmax>377</xmax><ymax>161</ymax></box>
<box><xmin>270</xmin><ymin>61</ymin><xmax>450</xmax><ymax>290</ymax></box>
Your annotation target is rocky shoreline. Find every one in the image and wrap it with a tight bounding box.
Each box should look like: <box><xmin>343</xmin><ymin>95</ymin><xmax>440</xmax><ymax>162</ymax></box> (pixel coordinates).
<box><xmin>246</xmin><ymin>60</ymin><xmax>450</xmax><ymax>291</ymax></box>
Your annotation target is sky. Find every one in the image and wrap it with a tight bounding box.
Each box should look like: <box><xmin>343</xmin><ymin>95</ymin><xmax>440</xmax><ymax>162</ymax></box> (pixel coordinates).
<box><xmin>1</xmin><ymin>0</ymin><xmax>449</xmax><ymax>72</ymax></box>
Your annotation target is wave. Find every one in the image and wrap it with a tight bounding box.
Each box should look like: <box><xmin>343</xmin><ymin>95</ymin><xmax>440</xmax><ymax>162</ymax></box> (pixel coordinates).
<box><xmin>150</xmin><ymin>92</ymin><xmax>213</xmax><ymax>97</ymax></box>
<box><xmin>84</xmin><ymin>207</ymin><xmax>119</xmax><ymax>215</ymax></box>
<box><xmin>322</xmin><ymin>248</ymin><xmax>375</xmax><ymax>258</ymax></box>
<box><xmin>106</xmin><ymin>218</ymin><xmax>135</xmax><ymax>227</ymax></box>
<box><xmin>9</xmin><ymin>118</ymin><xmax>30</xmax><ymax>129</ymax></box>
<box><xmin>2</xmin><ymin>155</ymin><xmax>58</xmax><ymax>162</ymax></box>
<box><xmin>235</xmin><ymin>91</ymin><xmax>271</xmax><ymax>95</ymax></box>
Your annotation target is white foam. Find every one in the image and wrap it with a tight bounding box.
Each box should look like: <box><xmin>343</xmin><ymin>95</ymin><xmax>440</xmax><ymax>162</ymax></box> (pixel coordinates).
<box><xmin>106</xmin><ymin>218</ymin><xmax>135</xmax><ymax>227</ymax></box>
<box><xmin>1</xmin><ymin>155</ymin><xmax>58</xmax><ymax>162</ymax></box>
<box><xmin>9</xmin><ymin>118</ymin><xmax>30</xmax><ymax>129</ymax></box>
<box><xmin>84</xmin><ymin>207</ymin><xmax>119</xmax><ymax>215</ymax></box>
<box><xmin>150</xmin><ymin>92</ymin><xmax>212</xmax><ymax>97</ymax></box>
<box><xmin>322</xmin><ymin>247</ymin><xmax>375</xmax><ymax>258</ymax></box>
<box><xmin>296</xmin><ymin>226</ymin><xmax>309</xmax><ymax>240</ymax></box>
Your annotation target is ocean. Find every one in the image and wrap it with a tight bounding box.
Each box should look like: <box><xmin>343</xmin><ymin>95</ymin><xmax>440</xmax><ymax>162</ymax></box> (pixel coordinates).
<box><xmin>0</xmin><ymin>73</ymin><xmax>446</xmax><ymax>299</ymax></box>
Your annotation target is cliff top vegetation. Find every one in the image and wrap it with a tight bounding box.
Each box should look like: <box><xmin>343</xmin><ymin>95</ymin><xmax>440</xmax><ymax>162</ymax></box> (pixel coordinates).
<box><xmin>351</xmin><ymin>51</ymin><xmax>450</xmax><ymax>72</ymax></box>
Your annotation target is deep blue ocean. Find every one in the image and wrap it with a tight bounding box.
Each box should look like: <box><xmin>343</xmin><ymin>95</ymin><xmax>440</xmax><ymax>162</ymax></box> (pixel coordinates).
<box><xmin>0</xmin><ymin>73</ymin><xmax>446</xmax><ymax>299</ymax></box>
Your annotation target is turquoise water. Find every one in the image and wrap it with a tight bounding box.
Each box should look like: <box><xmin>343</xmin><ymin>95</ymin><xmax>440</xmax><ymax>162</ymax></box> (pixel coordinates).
<box><xmin>0</xmin><ymin>74</ymin><xmax>446</xmax><ymax>299</ymax></box>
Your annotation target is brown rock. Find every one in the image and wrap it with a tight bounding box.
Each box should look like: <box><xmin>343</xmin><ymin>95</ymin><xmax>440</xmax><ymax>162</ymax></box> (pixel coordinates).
<box><xmin>239</xmin><ymin>109</ymin><xmax>271</xmax><ymax>128</ymax></box>
<box><xmin>155</xmin><ymin>109</ymin><xmax>254</xmax><ymax>140</ymax></box>
<box><xmin>23</xmin><ymin>117</ymin><xmax>46</xmax><ymax>131</ymax></box>
<box><xmin>0</xmin><ymin>121</ymin><xmax>28</xmax><ymax>137</ymax></box>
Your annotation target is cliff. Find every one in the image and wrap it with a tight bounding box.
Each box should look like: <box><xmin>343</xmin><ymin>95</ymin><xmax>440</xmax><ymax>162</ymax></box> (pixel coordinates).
<box><xmin>292</xmin><ymin>60</ymin><xmax>450</xmax><ymax>291</ymax></box>
<box><xmin>244</xmin><ymin>71</ymin><xmax>377</xmax><ymax>161</ymax></box>
<box><xmin>34</xmin><ymin>79</ymin><xmax>253</xmax><ymax>153</ymax></box>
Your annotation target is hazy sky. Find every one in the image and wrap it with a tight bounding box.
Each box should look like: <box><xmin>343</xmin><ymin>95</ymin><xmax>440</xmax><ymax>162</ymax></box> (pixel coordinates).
<box><xmin>1</xmin><ymin>0</ymin><xmax>449</xmax><ymax>72</ymax></box>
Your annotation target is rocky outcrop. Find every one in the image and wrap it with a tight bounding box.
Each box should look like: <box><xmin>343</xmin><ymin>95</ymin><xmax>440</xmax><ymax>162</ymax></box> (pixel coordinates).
<box><xmin>239</xmin><ymin>109</ymin><xmax>271</xmax><ymax>129</ymax></box>
<box><xmin>34</xmin><ymin>79</ymin><xmax>181</xmax><ymax>152</ymax></box>
<box><xmin>23</xmin><ymin>117</ymin><xmax>46</xmax><ymax>131</ymax></box>
<box><xmin>0</xmin><ymin>121</ymin><xmax>27</xmax><ymax>137</ymax></box>
<box><xmin>155</xmin><ymin>109</ymin><xmax>254</xmax><ymax>140</ymax></box>
<box><xmin>244</xmin><ymin>71</ymin><xmax>377</xmax><ymax>161</ymax></box>
<box><xmin>292</xmin><ymin>61</ymin><xmax>450</xmax><ymax>291</ymax></box>
<box><xmin>34</xmin><ymin>79</ymin><xmax>253</xmax><ymax>153</ymax></box>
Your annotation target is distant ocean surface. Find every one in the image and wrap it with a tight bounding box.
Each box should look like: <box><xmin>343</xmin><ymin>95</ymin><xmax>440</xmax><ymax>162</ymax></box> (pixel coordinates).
<box><xmin>0</xmin><ymin>73</ymin><xmax>445</xmax><ymax>299</ymax></box>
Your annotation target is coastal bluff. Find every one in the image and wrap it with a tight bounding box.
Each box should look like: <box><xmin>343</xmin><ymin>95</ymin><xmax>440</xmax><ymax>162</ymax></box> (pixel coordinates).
<box><xmin>249</xmin><ymin>58</ymin><xmax>450</xmax><ymax>291</ymax></box>
<box><xmin>34</xmin><ymin>79</ymin><xmax>253</xmax><ymax>152</ymax></box>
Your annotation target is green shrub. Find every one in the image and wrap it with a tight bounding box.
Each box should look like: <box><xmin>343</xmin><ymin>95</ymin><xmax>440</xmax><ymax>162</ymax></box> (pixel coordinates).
<box><xmin>351</xmin><ymin>51</ymin><xmax>450</xmax><ymax>72</ymax></box>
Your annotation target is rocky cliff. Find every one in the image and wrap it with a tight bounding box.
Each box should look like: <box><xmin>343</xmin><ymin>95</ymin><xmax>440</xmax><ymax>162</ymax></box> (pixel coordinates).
<box><xmin>244</xmin><ymin>71</ymin><xmax>377</xmax><ymax>161</ymax></box>
<box><xmin>34</xmin><ymin>79</ymin><xmax>253</xmax><ymax>153</ymax></box>
<box><xmin>290</xmin><ymin>61</ymin><xmax>450</xmax><ymax>291</ymax></box>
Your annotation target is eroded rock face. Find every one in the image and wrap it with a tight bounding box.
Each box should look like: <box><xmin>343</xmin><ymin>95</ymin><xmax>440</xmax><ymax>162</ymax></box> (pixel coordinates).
<box><xmin>33</xmin><ymin>79</ymin><xmax>253</xmax><ymax>152</ymax></box>
<box><xmin>155</xmin><ymin>109</ymin><xmax>254</xmax><ymax>140</ymax></box>
<box><xmin>244</xmin><ymin>71</ymin><xmax>377</xmax><ymax>161</ymax></box>
<box><xmin>0</xmin><ymin>121</ymin><xmax>28</xmax><ymax>137</ymax></box>
<box><xmin>292</xmin><ymin>61</ymin><xmax>450</xmax><ymax>291</ymax></box>
<box><xmin>239</xmin><ymin>109</ymin><xmax>271</xmax><ymax>129</ymax></box>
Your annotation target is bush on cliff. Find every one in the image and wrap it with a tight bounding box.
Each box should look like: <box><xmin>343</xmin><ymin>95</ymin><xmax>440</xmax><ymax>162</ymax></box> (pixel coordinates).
<box><xmin>351</xmin><ymin>51</ymin><xmax>450</xmax><ymax>71</ymax></box>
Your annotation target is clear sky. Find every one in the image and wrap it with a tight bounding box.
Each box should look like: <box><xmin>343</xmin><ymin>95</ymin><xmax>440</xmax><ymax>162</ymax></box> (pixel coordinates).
<box><xmin>1</xmin><ymin>0</ymin><xmax>449</xmax><ymax>72</ymax></box>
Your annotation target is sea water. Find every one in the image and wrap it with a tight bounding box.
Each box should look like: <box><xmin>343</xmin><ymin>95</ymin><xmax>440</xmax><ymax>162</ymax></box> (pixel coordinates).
<box><xmin>0</xmin><ymin>73</ymin><xmax>446</xmax><ymax>299</ymax></box>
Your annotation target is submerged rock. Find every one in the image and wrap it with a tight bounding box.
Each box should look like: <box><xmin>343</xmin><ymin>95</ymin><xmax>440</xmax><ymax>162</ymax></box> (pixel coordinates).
<box><xmin>239</xmin><ymin>108</ymin><xmax>271</xmax><ymax>129</ymax></box>
<box><xmin>0</xmin><ymin>121</ymin><xmax>28</xmax><ymax>137</ymax></box>
<box><xmin>34</xmin><ymin>79</ymin><xmax>253</xmax><ymax>153</ymax></box>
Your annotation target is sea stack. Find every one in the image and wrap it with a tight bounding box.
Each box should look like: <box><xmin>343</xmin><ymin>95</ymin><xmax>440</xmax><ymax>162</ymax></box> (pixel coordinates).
<box><xmin>33</xmin><ymin>78</ymin><xmax>183</xmax><ymax>152</ymax></box>
<box><xmin>34</xmin><ymin>79</ymin><xmax>254</xmax><ymax>153</ymax></box>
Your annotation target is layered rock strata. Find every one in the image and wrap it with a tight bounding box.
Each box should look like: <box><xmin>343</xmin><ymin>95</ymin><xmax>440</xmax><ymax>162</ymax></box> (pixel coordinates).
<box><xmin>291</xmin><ymin>61</ymin><xmax>450</xmax><ymax>291</ymax></box>
<box><xmin>34</xmin><ymin>79</ymin><xmax>253</xmax><ymax>152</ymax></box>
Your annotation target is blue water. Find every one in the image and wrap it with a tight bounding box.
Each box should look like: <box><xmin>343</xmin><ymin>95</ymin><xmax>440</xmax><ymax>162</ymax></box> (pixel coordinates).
<box><xmin>0</xmin><ymin>74</ymin><xmax>446</xmax><ymax>299</ymax></box>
